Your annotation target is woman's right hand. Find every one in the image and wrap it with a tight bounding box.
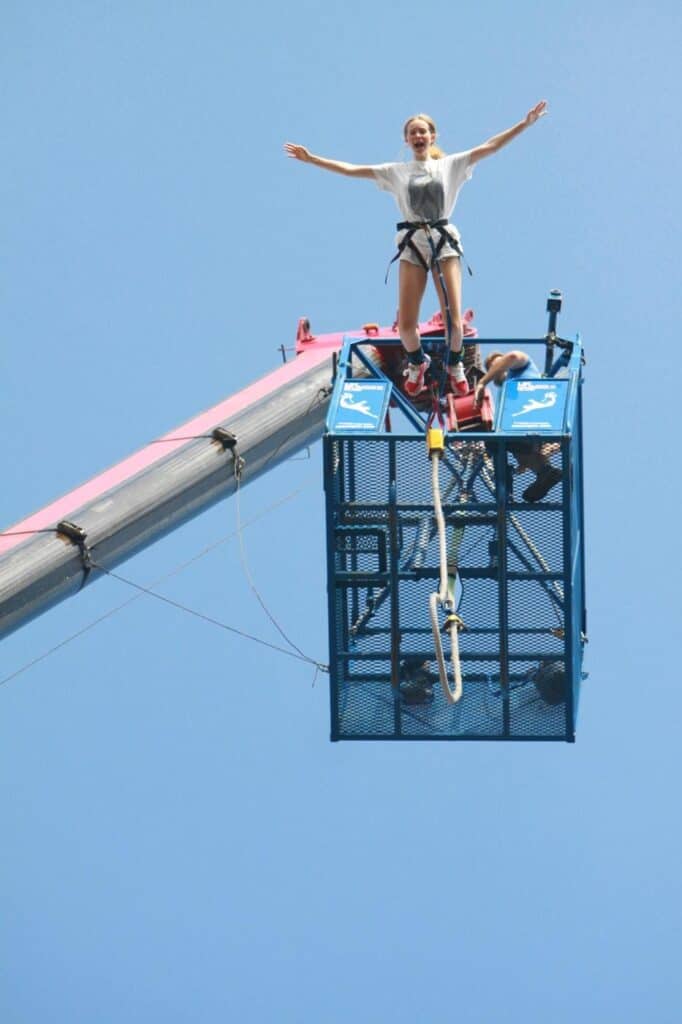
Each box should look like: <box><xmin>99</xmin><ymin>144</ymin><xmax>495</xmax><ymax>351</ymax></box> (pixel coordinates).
<box><xmin>284</xmin><ymin>143</ymin><xmax>312</xmax><ymax>163</ymax></box>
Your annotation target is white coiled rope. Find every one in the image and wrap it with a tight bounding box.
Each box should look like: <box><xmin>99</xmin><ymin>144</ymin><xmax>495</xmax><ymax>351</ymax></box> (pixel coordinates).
<box><xmin>429</xmin><ymin>451</ymin><xmax>463</xmax><ymax>703</ymax></box>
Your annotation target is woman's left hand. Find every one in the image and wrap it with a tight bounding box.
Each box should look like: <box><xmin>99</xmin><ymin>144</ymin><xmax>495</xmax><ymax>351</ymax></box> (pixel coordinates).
<box><xmin>525</xmin><ymin>100</ymin><xmax>548</xmax><ymax>126</ymax></box>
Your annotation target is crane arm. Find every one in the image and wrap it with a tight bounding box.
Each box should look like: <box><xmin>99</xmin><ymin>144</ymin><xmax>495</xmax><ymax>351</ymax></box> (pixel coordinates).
<box><xmin>0</xmin><ymin>346</ymin><xmax>336</xmax><ymax>641</ymax></box>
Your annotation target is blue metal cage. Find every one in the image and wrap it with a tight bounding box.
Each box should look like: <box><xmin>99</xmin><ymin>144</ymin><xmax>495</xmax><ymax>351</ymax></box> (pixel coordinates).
<box><xmin>323</xmin><ymin>323</ymin><xmax>586</xmax><ymax>742</ymax></box>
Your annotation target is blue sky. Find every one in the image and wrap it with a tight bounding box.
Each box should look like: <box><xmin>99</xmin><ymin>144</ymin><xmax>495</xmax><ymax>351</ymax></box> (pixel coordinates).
<box><xmin>2</xmin><ymin>2</ymin><xmax>681</xmax><ymax>1021</ymax></box>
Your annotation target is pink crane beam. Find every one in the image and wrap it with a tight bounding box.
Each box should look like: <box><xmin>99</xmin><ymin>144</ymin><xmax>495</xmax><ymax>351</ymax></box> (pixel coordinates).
<box><xmin>0</xmin><ymin>317</ymin><xmax>414</xmax><ymax>641</ymax></box>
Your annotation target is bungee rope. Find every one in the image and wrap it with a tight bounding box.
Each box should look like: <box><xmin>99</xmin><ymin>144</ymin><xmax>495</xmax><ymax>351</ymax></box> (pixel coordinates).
<box><xmin>426</xmin><ymin>424</ymin><xmax>463</xmax><ymax>704</ymax></box>
<box><xmin>424</xmin><ymin>225</ymin><xmax>457</xmax><ymax>399</ymax></box>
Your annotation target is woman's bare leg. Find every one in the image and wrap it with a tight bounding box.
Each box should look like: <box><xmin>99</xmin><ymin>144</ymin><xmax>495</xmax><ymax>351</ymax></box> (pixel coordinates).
<box><xmin>431</xmin><ymin>256</ymin><xmax>463</xmax><ymax>355</ymax></box>
<box><xmin>432</xmin><ymin>256</ymin><xmax>468</xmax><ymax>392</ymax></box>
<box><xmin>398</xmin><ymin>260</ymin><xmax>428</xmax><ymax>353</ymax></box>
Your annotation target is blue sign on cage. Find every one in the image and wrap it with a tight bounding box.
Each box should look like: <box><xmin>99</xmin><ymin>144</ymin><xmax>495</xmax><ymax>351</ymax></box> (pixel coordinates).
<box><xmin>499</xmin><ymin>379</ymin><xmax>568</xmax><ymax>433</ymax></box>
<box><xmin>328</xmin><ymin>380</ymin><xmax>391</xmax><ymax>432</ymax></box>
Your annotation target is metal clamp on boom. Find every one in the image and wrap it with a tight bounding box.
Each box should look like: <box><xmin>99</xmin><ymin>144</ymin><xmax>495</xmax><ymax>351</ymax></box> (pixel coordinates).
<box><xmin>56</xmin><ymin>519</ymin><xmax>93</xmax><ymax>589</ymax></box>
<box><xmin>212</xmin><ymin>427</ymin><xmax>245</xmax><ymax>481</ymax></box>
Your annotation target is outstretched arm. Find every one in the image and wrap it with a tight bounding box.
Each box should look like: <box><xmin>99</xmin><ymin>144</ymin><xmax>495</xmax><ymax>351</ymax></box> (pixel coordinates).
<box><xmin>474</xmin><ymin>351</ymin><xmax>530</xmax><ymax>406</ymax></box>
<box><xmin>284</xmin><ymin>142</ymin><xmax>376</xmax><ymax>179</ymax></box>
<box><xmin>468</xmin><ymin>101</ymin><xmax>548</xmax><ymax>166</ymax></box>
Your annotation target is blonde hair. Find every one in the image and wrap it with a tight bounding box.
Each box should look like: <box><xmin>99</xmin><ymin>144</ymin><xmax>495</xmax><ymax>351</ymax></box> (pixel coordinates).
<box><xmin>403</xmin><ymin>113</ymin><xmax>445</xmax><ymax>159</ymax></box>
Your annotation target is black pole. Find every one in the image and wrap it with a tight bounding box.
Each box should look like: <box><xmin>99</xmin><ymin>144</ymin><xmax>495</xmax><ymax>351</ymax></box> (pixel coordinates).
<box><xmin>544</xmin><ymin>289</ymin><xmax>563</xmax><ymax>375</ymax></box>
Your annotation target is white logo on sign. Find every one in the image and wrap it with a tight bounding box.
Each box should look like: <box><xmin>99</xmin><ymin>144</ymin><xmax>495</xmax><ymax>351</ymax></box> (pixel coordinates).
<box><xmin>339</xmin><ymin>392</ymin><xmax>379</xmax><ymax>420</ymax></box>
<box><xmin>346</xmin><ymin>382</ymin><xmax>382</xmax><ymax>392</ymax></box>
<box><xmin>512</xmin><ymin>391</ymin><xmax>558</xmax><ymax>417</ymax></box>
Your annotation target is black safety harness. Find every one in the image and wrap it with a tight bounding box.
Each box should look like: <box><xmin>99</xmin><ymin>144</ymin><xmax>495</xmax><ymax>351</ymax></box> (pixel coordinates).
<box><xmin>385</xmin><ymin>219</ymin><xmax>472</xmax><ymax>281</ymax></box>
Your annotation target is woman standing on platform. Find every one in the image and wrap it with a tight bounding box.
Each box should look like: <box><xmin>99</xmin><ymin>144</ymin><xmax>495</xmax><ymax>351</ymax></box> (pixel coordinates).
<box><xmin>284</xmin><ymin>101</ymin><xmax>548</xmax><ymax>398</ymax></box>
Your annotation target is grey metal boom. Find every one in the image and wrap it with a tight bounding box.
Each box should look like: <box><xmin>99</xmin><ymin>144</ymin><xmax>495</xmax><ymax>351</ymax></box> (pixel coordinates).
<box><xmin>0</xmin><ymin>354</ymin><xmax>335</xmax><ymax>641</ymax></box>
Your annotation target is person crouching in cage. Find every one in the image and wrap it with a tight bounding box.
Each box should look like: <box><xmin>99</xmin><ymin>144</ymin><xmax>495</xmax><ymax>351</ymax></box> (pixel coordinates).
<box><xmin>475</xmin><ymin>349</ymin><xmax>563</xmax><ymax>503</ymax></box>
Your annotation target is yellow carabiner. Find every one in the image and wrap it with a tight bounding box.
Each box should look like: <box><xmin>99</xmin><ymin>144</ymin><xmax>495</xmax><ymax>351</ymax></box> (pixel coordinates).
<box><xmin>427</xmin><ymin>427</ymin><xmax>445</xmax><ymax>456</ymax></box>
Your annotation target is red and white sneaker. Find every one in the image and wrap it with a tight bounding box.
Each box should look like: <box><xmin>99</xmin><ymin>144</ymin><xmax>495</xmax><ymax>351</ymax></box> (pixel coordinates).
<box><xmin>447</xmin><ymin>361</ymin><xmax>469</xmax><ymax>396</ymax></box>
<box><xmin>403</xmin><ymin>354</ymin><xmax>431</xmax><ymax>397</ymax></box>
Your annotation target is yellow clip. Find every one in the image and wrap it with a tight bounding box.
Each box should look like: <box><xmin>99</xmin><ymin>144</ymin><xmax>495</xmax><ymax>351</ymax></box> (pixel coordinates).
<box><xmin>427</xmin><ymin>428</ymin><xmax>445</xmax><ymax>454</ymax></box>
<box><xmin>442</xmin><ymin>613</ymin><xmax>465</xmax><ymax>633</ymax></box>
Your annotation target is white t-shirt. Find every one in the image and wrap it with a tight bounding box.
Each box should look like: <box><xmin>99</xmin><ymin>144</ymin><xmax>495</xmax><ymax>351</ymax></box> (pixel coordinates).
<box><xmin>372</xmin><ymin>152</ymin><xmax>473</xmax><ymax>223</ymax></box>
